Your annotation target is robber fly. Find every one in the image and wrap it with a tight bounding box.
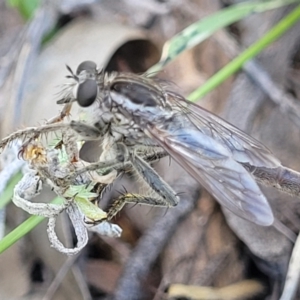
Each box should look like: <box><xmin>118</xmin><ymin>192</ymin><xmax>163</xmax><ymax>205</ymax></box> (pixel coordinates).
<box><xmin>57</xmin><ymin>60</ymin><xmax>285</xmax><ymax>227</ymax></box>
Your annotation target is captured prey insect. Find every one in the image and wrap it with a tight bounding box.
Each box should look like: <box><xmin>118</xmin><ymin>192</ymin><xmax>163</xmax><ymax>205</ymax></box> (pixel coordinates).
<box><xmin>7</xmin><ymin>127</ymin><xmax>124</xmax><ymax>255</ymax></box>
<box><xmin>57</xmin><ymin>60</ymin><xmax>300</xmax><ymax>227</ymax></box>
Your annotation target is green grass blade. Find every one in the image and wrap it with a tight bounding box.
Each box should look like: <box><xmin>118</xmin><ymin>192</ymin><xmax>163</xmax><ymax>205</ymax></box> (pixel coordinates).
<box><xmin>188</xmin><ymin>4</ymin><xmax>300</xmax><ymax>102</ymax></box>
<box><xmin>0</xmin><ymin>197</ymin><xmax>62</xmax><ymax>254</ymax></box>
<box><xmin>148</xmin><ymin>0</ymin><xmax>300</xmax><ymax>75</ymax></box>
<box><xmin>6</xmin><ymin>0</ymin><xmax>41</xmax><ymax>20</ymax></box>
<box><xmin>0</xmin><ymin>172</ymin><xmax>23</xmax><ymax>209</ymax></box>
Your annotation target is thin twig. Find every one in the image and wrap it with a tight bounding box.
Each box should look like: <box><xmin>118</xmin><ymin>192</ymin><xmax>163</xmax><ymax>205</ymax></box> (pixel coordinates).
<box><xmin>42</xmin><ymin>254</ymin><xmax>80</xmax><ymax>300</ymax></box>
<box><xmin>214</xmin><ymin>30</ymin><xmax>300</xmax><ymax>129</ymax></box>
<box><xmin>71</xmin><ymin>264</ymin><xmax>93</xmax><ymax>300</ymax></box>
<box><xmin>11</xmin><ymin>0</ymin><xmax>58</xmax><ymax>126</ymax></box>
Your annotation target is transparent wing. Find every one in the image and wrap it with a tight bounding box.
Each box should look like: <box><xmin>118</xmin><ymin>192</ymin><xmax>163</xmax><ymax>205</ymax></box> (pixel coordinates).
<box><xmin>166</xmin><ymin>92</ymin><xmax>280</xmax><ymax>168</ymax></box>
<box><xmin>147</xmin><ymin>125</ymin><xmax>274</xmax><ymax>226</ymax></box>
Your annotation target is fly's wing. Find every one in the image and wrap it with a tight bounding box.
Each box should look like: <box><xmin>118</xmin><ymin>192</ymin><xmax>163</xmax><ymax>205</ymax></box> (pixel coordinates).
<box><xmin>166</xmin><ymin>92</ymin><xmax>280</xmax><ymax>168</ymax></box>
<box><xmin>147</xmin><ymin>125</ymin><xmax>274</xmax><ymax>226</ymax></box>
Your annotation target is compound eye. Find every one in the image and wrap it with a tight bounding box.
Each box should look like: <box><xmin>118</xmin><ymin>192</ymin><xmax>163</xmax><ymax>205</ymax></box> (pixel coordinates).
<box><xmin>76</xmin><ymin>79</ymin><xmax>98</xmax><ymax>107</ymax></box>
<box><xmin>76</xmin><ymin>61</ymin><xmax>97</xmax><ymax>75</ymax></box>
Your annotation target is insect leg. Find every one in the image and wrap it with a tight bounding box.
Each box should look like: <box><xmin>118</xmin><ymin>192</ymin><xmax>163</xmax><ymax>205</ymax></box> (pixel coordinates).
<box><xmin>0</xmin><ymin>123</ymin><xmax>70</xmax><ymax>152</ymax></box>
<box><xmin>131</xmin><ymin>154</ymin><xmax>179</xmax><ymax>207</ymax></box>
<box><xmin>106</xmin><ymin>154</ymin><xmax>179</xmax><ymax>219</ymax></box>
<box><xmin>70</xmin><ymin>120</ymin><xmax>107</xmax><ymax>140</ymax></box>
<box><xmin>46</xmin><ymin>103</ymin><xmax>73</xmax><ymax>124</ymax></box>
<box><xmin>66</xmin><ymin>141</ymin><xmax>175</xmax><ymax>219</ymax></box>
<box><xmin>134</xmin><ymin>145</ymin><xmax>168</xmax><ymax>163</ymax></box>
<box><xmin>107</xmin><ymin>192</ymin><xmax>174</xmax><ymax>220</ymax></box>
<box><xmin>67</xmin><ymin>159</ymin><xmax>130</xmax><ymax>182</ymax></box>
<box><xmin>69</xmin><ymin>150</ymin><xmax>167</xmax><ymax>181</ymax></box>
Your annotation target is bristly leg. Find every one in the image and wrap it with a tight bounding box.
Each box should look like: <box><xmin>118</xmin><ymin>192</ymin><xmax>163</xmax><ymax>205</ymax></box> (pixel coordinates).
<box><xmin>0</xmin><ymin>123</ymin><xmax>70</xmax><ymax>152</ymax></box>
<box><xmin>46</xmin><ymin>103</ymin><xmax>73</xmax><ymax>124</ymax></box>
<box><xmin>107</xmin><ymin>192</ymin><xmax>174</xmax><ymax>220</ymax></box>
<box><xmin>106</xmin><ymin>155</ymin><xmax>179</xmax><ymax>220</ymax></box>
<box><xmin>66</xmin><ymin>140</ymin><xmax>177</xmax><ymax>219</ymax></box>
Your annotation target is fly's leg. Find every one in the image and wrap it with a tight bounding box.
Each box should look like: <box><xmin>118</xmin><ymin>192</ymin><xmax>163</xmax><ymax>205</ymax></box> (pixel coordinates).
<box><xmin>107</xmin><ymin>154</ymin><xmax>179</xmax><ymax>220</ymax></box>
<box><xmin>7</xmin><ymin>103</ymin><xmax>72</xmax><ymax>153</ymax></box>
<box><xmin>69</xmin><ymin>144</ymin><xmax>169</xmax><ymax>181</ymax></box>
<box><xmin>61</xmin><ymin>137</ymin><xmax>175</xmax><ymax>219</ymax></box>
<box><xmin>68</xmin><ymin>142</ymin><xmax>176</xmax><ymax>219</ymax></box>
<box><xmin>46</xmin><ymin>103</ymin><xmax>73</xmax><ymax>124</ymax></box>
<box><xmin>135</xmin><ymin>145</ymin><xmax>168</xmax><ymax>163</ymax></box>
<box><xmin>13</xmin><ymin>172</ymin><xmax>67</xmax><ymax>217</ymax></box>
<box><xmin>66</xmin><ymin>142</ymin><xmax>131</xmax><ymax>187</ymax></box>
<box><xmin>1</xmin><ymin>103</ymin><xmax>72</xmax><ymax>153</ymax></box>
<box><xmin>131</xmin><ymin>154</ymin><xmax>179</xmax><ymax>207</ymax></box>
<box><xmin>66</xmin><ymin>159</ymin><xmax>129</xmax><ymax>183</ymax></box>
<box><xmin>70</xmin><ymin>120</ymin><xmax>109</xmax><ymax>140</ymax></box>
<box><xmin>67</xmin><ymin>154</ymin><xmax>177</xmax><ymax>220</ymax></box>
<box><xmin>107</xmin><ymin>192</ymin><xmax>176</xmax><ymax>220</ymax></box>
<box><xmin>0</xmin><ymin>123</ymin><xmax>70</xmax><ymax>152</ymax></box>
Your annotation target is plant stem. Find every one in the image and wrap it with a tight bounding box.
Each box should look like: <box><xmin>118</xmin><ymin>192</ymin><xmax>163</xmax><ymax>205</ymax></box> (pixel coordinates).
<box><xmin>188</xmin><ymin>4</ymin><xmax>300</xmax><ymax>102</ymax></box>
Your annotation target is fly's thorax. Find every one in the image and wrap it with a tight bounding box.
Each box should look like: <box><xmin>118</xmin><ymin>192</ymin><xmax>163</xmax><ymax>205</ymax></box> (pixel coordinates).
<box><xmin>101</xmin><ymin>73</ymin><xmax>178</xmax><ymax>144</ymax></box>
<box><xmin>108</xmin><ymin>90</ymin><xmax>173</xmax><ymax>128</ymax></box>
<box><xmin>99</xmin><ymin>72</ymin><xmax>168</xmax><ymax>124</ymax></box>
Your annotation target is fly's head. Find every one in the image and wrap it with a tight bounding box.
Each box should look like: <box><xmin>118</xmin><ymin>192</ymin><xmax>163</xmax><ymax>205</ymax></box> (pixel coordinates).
<box><xmin>57</xmin><ymin>60</ymin><xmax>104</xmax><ymax>107</ymax></box>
